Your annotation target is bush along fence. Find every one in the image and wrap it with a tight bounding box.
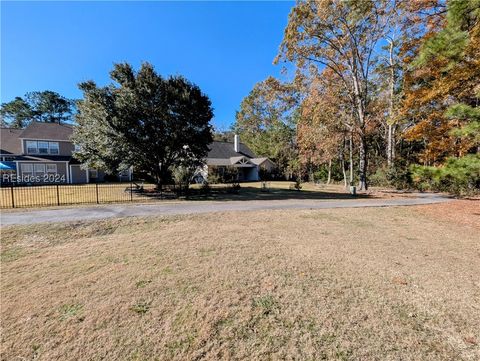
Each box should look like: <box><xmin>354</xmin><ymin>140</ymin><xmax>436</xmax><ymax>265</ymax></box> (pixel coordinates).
<box><xmin>0</xmin><ymin>182</ymin><xmax>173</xmax><ymax>209</ymax></box>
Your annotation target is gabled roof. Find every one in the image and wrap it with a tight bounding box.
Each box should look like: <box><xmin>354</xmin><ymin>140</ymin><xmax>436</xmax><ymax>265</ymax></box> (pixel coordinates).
<box><xmin>250</xmin><ymin>157</ymin><xmax>275</xmax><ymax>166</ymax></box>
<box><xmin>206</xmin><ymin>156</ymin><xmax>256</xmax><ymax>167</ymax></box>
<box><xmin>229</xmin><ymin>156</ymin><xmax>246</xmax><ymax>164</ymax></box>
<box><xmin>207</xmin><ymin>141</ymin><xmax>256</xmax><ymax>159</ymax></box>
<box><xmin>0</xmin><ymin>128</ymin><xmax>23</xmax><ymax>154</ymax></box>
<box><xmin>206</xmin><ymin>158</ymin><xmax>231</xmax><ymax>166</ymax></box>
<box><xmin>19</xmin><ymin>121</ymin><xmax>73</xmax><ymax>141</ymax></box>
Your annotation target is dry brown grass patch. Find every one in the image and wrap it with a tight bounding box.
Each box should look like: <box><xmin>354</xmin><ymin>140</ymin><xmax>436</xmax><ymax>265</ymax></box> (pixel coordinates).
<box><xmin>1</xmin><ymin>205</ymin><xmax>479</xmax><ymax>360</ymax></box>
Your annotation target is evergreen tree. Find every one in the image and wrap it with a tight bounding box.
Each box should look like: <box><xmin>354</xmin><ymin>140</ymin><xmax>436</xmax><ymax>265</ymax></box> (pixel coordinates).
<box><xmin>73</xmin><ymin>62</ymin><xmax>213</xmax><ymax>188</ymax></box>
<box><xmin>405</xmin><ymin>0</ymin><xmax>480</xmax><ymax>194</ymax></box>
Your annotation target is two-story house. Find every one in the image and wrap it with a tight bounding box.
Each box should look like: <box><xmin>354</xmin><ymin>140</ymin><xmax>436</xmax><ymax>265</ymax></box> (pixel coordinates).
<box><xmin>0</xmin><ymin>122</ymin><xmax>131</xmax><ymax>184</ymax></box>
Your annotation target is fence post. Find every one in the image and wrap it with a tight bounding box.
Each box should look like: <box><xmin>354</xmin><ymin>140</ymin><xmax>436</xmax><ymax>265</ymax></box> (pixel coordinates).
<box><xmin>10</xmin><ymin>185</ymin><xmax>15</xmax><ymax>208</ymax></box>
<box><xmin>95</xmin><ymin>183</ymin><xmax>99</xmax><ymax>204</ymax></box>
<box><xmin>130</xmin><ymin>182</ymin><xmax>133</xmax><ymax>202</ymax></box>
<box><xmin>56</xmin><ymin>184</ymin><xmax>60</xmax><ymax>206</ymax></box>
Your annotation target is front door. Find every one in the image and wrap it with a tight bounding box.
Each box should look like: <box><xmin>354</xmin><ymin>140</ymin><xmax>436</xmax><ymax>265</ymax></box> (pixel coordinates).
<box><xmin>70</xmin><ymin>165</ymin><xmax>88</xmax><ymax>184</ymax></box>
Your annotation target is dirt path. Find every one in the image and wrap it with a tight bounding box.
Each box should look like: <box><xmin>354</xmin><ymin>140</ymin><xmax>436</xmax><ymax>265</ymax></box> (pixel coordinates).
<box><xmin>0</xmin><ymin>193</ymin><xmax>451</xmax><ymax>226</ymax></box>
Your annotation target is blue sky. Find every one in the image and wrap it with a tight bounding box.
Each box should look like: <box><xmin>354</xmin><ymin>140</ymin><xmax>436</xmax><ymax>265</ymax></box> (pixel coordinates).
<box><xmin>1</xmin><ymin>1</ymin><xmax>294</xmax><ymax>130</ymax></box>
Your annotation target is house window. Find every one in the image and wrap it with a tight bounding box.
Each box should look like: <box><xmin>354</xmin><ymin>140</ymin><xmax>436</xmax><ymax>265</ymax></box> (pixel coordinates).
<box><xmin>21</xmin><ymin>163</ymin><xmax>33</xmax><ymax>175</ymax></box>
<box><xmin>26</xmin><ymin>141</ymin><xmax>38</xmax><ymax>154</ymax></box>
<box><xmin>38</xmin><ymin>141</ymin><xmax>49</xmax><ymax>154</ymax></box>
<box><xmin>89</xmin><ymin>169</ymin><xmax>98</xmax><ymax>178</ymax></box>
<box><xmin>49</xmin><ymin>142</ymin><xmax>59</xmax><ymax>154</ymax></box>
<box><xmin>46</xmin><ymin>164</ymin><xmax>57</xmax><ymax>173</ymax></box>
<box><xmin>34</xmin><ymin>163</ymin><xmax>46</xmax><ymax>176</ymax></box>
<box><xmin>26</xmin><ymin>141</ymin><xmax>60</xmax><ymax>155</ymax></box>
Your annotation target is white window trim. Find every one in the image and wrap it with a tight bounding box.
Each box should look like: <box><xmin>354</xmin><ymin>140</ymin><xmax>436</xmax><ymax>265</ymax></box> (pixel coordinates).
<box><xmin>38</xmin><ymin>141</ymin><xmax>49</xmax><ymax>154</ymax></box>
<box><xmin>25</xmin><ymin>140</ymin><xmax>60</xmax><ymax>155</ymax></box>
<box><xmin>49</xmin><ymin>142</ymin><xmax>59</xmax><ymax>154</ymax></box>
<box><xmin>26</xmin><ymin>141</ymin><xmax>38</xmax><ymax>154</ymax></box>
<box><xmin>17</xmin><ymin>160</ymin><xmax>69</xmax><ymax>182</ymax></box>
<box><xmin>46</xmin><ymin>164</ymin><xmax>57</xmax><ymax>173</ymax></box>
<box><xmin>34</xmin><ymin>163</ymin><xmax>46</xmax><ymax>174</ymax></box>
<box><xmin>21</xmin><ymin>163</ymin><xmax>33</xmax><ymax>173</ymax></box>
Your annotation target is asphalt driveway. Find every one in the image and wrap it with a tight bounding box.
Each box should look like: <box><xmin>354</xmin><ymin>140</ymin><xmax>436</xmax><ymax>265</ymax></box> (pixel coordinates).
<box><xmin>0</xmin><ymin>192</ymin><xmax>451</xmax><ymax>226</ymax></box>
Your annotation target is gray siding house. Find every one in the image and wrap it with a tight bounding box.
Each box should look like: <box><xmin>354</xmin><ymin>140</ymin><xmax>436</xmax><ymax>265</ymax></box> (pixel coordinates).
<box><xmin>0</xmin><ymin>122</ymin><xmax>131</xmax><ymax>184</ymax></box>
<box><xmin>199</xmin><ymin>135</ymin><xmax>275</xmax><ymax>182</ymax></box>
<box><xmin>1</xmin><ymin>123</ymin><xmax>273</xmax><ymax>185</ymax></box>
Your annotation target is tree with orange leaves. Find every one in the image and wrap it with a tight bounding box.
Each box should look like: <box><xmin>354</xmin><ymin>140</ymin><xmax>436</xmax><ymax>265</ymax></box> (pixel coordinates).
<box><xmin>402</xmin><ymin>0</ymin><xmax>480</xmax><ymax>194</ymax></box>
<box><xmin>276</xmin><ymin>0</ymin><xmax>401</xmax><ymax>190</ymax></box>
<box><xmin>402</xmin><ymin>0</ymin><xmax>479</xmax><ymax>165</ymax></box>
<box><xmin>298</xmin><ymin>69</ymin><xmax>354</xmax><ymax>186</ymax></box>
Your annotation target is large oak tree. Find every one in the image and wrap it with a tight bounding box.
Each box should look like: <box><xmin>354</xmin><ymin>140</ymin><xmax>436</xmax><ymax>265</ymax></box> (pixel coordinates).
<box><xmin>73</xmin><ymin>62</ymin><xmax>213</xmax><ymax>187</ymax></box>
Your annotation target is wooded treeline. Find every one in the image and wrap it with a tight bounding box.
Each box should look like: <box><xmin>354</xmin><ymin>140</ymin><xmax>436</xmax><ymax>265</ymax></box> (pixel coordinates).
<box><xmin>2</xmin><ymin>0</ymin><xmax>478</xmax><ymax>194</ymax></box>
<box><xmin>234</xmin><ymin>0</ymin><xmax>479</xmax><ymax>194</ymax></box>
<box><xmin>0</xmin><ymin>91</ymin><xmax>75</xmax><ymax>127</ymax></box>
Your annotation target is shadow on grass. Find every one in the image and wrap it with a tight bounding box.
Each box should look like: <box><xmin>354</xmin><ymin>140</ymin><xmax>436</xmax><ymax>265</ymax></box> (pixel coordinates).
<box><xmin>137</xmin><ymin>186</ymin><xmax>372</xmax><ymax>202</ymax></box>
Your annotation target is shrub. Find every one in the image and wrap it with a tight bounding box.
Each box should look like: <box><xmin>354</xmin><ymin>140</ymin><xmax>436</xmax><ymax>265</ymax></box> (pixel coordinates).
<box><xmin>223</xmin><ymin>167</ymin><xmax>239</xmax><ymax>184</ymax></box>
<box><xmin>311</xmin><ymin>163</ymin><xmax>345</xmax><ymax>183</ymax></box>
<box><xmin>294</xmin><ymin>177</ymin><xmax>302</xmax><ymax>191</ymax></box>
<box><xmin>172</xmin><ymin>164</ymin><xmax>196</xmax><ymax>195</ymax></box>
<box><xmin>410</xmin><ymin>154</ymin><xmax>480</xmax><ymax>195</ymax></box>
<box><xmin>369</xmin><ymin>162</ymin><xmax>413</xmax><ymax>189</ymax></box>
<box><xmin>259</xmin><ymin>167</ymin><xmax>273</xmax><ymax>181</ymax></box>
<box><xmin>386</xmin><ymin>163</ymin><xmax>414</xmax><ymax>190</ymax></box>
<box><xmin>208</xmin><ymin>166</ymin><xmax>239</xmax><ymax>184</ymax></box>
<box><xmin>313</xmin><ymin>168</ymin><xmax>329</xmax><ymax>183</ymax></box>
<box><xmin>206</xmin><ymin>166</ymin><xmax>221</xmax><ymax>184</ymax></box>
<box><xmin>369</xmin><ymin>167</ymin><xmax>388</xmax><ymax>187</ymax></box>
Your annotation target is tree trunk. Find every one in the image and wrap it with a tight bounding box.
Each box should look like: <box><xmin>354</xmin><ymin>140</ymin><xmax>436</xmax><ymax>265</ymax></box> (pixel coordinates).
<box><xmin>157</xmin><ymin>175</ymin><xmax>163</xmax><ymax>191</ymax></box>
<box><xmin>358</xmin><ymin>134</ymin><xmax>368</xmax><ymax>191</ymax></box>
<box><xmin>387</xmin><ymin>124</ymin><xmax>393</xmax><ymax>167</ymax></box>
<box><xmin>340</xmin><ymin>137</ymin><xmax>347</xmax><ymax>188</ymax></box>
<box><xmin>351</xmin><ymin>72</ymin><xmax>368</xmax><ymax>190</ymax></box>
<box><xmin>349</xmin><ymin>133</ymin><xmax>354</xmax><ymax>185</ymax></box>
<box><xmin>155</xmin><ymin>163</ymin><xmax>164</xmax><ymax>191</ymax></box>
<box><xmin>387</xmin><ymin>38</ymin><xmax>396</xmax><ymax>167</ymax></box>
<box><xmin>326</xmin><ymin>161</ymin><xmax>331</xmax><ymax>184</ymax></box>
<box><xmin>391</xmin><ymin>125</ymin><xmax>396</xmax><ymax>160</ymax></box>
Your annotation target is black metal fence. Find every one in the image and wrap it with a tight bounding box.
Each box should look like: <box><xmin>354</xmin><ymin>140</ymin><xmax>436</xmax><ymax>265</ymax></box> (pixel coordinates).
<box><xmin>0</xmin><ymin>183</ymin><xmax>169</xmax><ymax>209</ymax></box>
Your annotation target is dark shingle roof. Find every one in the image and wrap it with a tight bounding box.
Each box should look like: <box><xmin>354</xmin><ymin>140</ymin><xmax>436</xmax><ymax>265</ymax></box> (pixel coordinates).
<box><xmin>0</xmin><ymin>128</ymin><xmax>23</xmax><ymax>154</ymax></box>
<box><xmin>207</xmin><ymin>141</ymin><xmax>256</xmax><ymax>159</ymax></box>
<box><xmin>19</xmin><ymin>121</ymin><xmax>73</xmax><ymax>141</ymax></box>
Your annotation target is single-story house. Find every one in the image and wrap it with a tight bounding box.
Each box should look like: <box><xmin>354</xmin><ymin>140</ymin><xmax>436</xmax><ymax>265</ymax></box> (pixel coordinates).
<box><xmin>197</xmin><ymin>135</ymin><xmax>276</xmax><ymax>182</ymax></box>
